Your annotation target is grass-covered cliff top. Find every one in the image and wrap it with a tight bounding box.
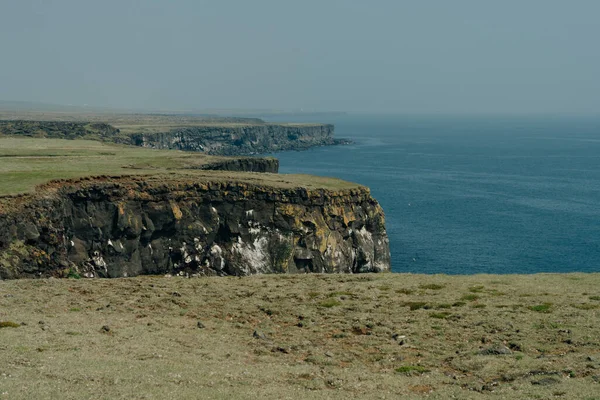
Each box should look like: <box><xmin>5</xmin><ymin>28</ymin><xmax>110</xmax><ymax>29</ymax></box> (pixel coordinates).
<box><xmin>1</xmin><ymin>273</ymin><xmax>599</xmax><ymax>399</ymax></box>
<box><xmin>0</xmin><ymin>137</ymin><xmax>360</xmax><ymax>197</ymax></box>
<box><xmin>0</xmin><ymin>110</ymin><xmax>329</xmax><ymax>135</ymax></box>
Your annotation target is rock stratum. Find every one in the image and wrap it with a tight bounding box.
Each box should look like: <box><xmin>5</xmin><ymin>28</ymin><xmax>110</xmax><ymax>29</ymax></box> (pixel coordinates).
<box><xmin>0</xmin><ymin>119</ymin><xmax>347</xmax><ymax>156</ymax></box>
<box><xmin>0</xmin><ymin>176</ymin><xmax>390</xmax><ymax>279</ymax></box>
<box><xmin>129</xmin><ymin>124</ymin><xmax>343</xmax><ymax>155</ymax></box>
<box><xmin>195</xmin><ymin>157</ymin><xmax>279</xmax><ymax>173</ymax></box>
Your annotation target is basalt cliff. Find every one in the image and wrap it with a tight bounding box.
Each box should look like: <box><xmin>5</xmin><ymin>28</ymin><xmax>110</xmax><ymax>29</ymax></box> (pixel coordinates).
<box><xmin>0</xmin><ymin>176</ymin><xmax>390</xmax><ymax>279</ymax></box>
<box><xmin>0</xmin><ymin>120</ymin><xmax>347</xmax><ymax>156</ymax></box>
<box><xmin>129</xmin><ymin>124</ymin><xmax>343</xmax><ymax>155</ymax></box>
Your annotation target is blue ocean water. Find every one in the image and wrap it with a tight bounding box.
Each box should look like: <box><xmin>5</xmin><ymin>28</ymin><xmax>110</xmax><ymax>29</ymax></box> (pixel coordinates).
<box><xmin>267</xmin><ymin>114</ymin><xmax>600</xmax><ymax>274</ymax></box>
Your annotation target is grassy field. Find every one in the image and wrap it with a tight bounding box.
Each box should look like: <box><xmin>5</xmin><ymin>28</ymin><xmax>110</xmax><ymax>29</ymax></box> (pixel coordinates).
<box><xmin>0</xmin><ymin>273</ymin><xmax>599</xmax><ymax>399</ymax></box>
<box><xmin>0</xmin><ymin>137</ymin><xmax>359</xmax><ymax>196</ymax></box>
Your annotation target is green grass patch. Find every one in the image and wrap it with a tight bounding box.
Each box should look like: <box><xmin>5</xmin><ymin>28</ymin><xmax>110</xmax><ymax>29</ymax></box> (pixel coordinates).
<box><xmin>395</xmin><ymin>365</ymin><xmax>430</xmax><ymax>375</ymax></box>
<box><xmin>471</xmin><ymin>304</ymin><xmax>487</xmax><ymax>309</ymax></box>
<box><xmin>67</xmin><ymin>268</ymin><xmax>81</xmax><ymax>279</ymax></box>
<box><xmin>589</xmin><ymin>296</ymin><xmax>600</xmax><ymax>301</ymax></box>
<box><xmin>318</xmin><ymin>299</ymin><xmax>341</xmax><ymax>308</ymax></box>
<box><xmin>396</xmin><ymin>288</ymin><xmax>414</xmax><ymax>295</ymax></box>
<box><xmin>327</xmin><ymin>291</ymin><xmax>353</xmax><ymax>298</ymax></box>
<box><xmin>529</xmin><ymin>303</ymin><xmax>553</xmax><ymax>313</ymax></box>
<box><xmin>0</xmin><ymin>321</ymin><xmax>20</xmax><ymax>328</ymax></box>
<box><xmin>461</xmin><ymin>294</ymin><xmax>480</xmax><ymax>301</ymax></box>
<box><xmin>571</xmin><ymin>303</ymin><xmax>599</xmax><ymax>310</ymax></box>
<box><xmin>430</xmin><ymin>312</ymin><xmax>452</xmax><ymax>319</ymax></box>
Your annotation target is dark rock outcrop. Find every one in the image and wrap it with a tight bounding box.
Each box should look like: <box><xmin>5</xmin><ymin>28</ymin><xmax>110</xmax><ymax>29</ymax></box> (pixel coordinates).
<box><xmin>198</xmin><ymin>157</ymin><xmax>279</xmax><ymax>173</ymax></box>
<box><xmin>0</xmin><ymin>120</ymin><xmax>346</xmax><ymax>156</ymax></box>
<box><xmin>129</xmin><ymin>124</ymin><xmax>338</xmax><ymax>155</ymax></box>
<box><xmin>0</xmin><ymin>177</ymin><xmax>390</xmax><ymax>279</ymax></box>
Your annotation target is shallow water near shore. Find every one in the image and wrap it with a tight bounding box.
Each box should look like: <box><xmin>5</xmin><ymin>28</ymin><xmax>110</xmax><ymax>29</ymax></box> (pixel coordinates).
<box><xmin>267</xmin><ymin>114</ymin><xmax>600</xmax><ymax>274</ymax></box>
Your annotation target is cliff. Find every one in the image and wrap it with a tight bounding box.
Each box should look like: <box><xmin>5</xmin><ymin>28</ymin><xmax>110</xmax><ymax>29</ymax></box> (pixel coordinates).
<box><xmin>129</xmin><ymin>124</ymin><xmax>341</xmax><ymax>155</ymax></box>
<box><xmin>197</xmin><ymin>157</ymin><xmax>279</xmax><ymax>173</ymax></box>
<box><xmin>0</xmin><ymin>120</ymin><xmax>120</xmax><ymax>140</ymax></box>
<box><xmin>0</xmin><ymin>176</ymin><xmax>390</xmax><ymax>278</ymax></box>
<box><xmin>0</xmin><ymin>119</ymin><xmax>346</xmax><ymax>156</ymax></box>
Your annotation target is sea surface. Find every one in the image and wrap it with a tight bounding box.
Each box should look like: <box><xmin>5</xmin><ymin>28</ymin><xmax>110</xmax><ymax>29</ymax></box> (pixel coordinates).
<box><xmin>265</xmin><ymin>114</ymin><xmax>600</xmax><ymax>274</ymax></box>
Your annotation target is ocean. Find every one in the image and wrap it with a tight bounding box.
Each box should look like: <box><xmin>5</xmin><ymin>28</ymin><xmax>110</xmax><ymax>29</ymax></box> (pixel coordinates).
<box><xmin>266</xmin><ymin>114</ymin><xmax>600</xmax><ymax>274</ymax></box>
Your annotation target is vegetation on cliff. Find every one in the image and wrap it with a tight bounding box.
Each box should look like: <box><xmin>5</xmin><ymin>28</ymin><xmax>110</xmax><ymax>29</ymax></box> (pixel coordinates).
<box><xmin>0</xmin><ymin>137</ymin><xmax>280</xmax><ymax>196</ymax></box>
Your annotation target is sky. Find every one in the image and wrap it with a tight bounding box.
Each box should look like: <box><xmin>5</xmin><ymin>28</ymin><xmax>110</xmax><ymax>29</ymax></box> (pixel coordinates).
<box><xmin>1</xmin><ymin>0</ymin><xmax>599</xmax><ymax>114</ymax></box>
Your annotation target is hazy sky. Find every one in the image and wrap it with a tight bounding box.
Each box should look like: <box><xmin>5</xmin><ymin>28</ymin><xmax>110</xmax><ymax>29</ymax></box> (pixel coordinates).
<box><xmin>1</xmin><ymin>0</ymin><xmax>599</xmax><ymax>114</ymax></box>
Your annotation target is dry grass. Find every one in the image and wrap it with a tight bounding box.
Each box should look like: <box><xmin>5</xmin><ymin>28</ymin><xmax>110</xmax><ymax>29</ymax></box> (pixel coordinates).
<box><xmin>0</xmin><ymin>273</ymin><xmax>599</xmax><ymax>399</ymax></box>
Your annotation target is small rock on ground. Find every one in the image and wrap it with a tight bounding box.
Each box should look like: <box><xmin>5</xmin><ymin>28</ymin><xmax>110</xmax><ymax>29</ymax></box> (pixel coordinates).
<box><xmin>479</xmin><ymin>345</ymin><xmax>512</xmax><ymax>355</ymax></box>
<box><xmin>253</xmin><ymin>330</ymin><xmax>270</xmax><ymax>340</ymax></box>
<box><xmin>531</xmin><ymin>377</ymin><xmax>560</xmax><ymax>386</ymax></box>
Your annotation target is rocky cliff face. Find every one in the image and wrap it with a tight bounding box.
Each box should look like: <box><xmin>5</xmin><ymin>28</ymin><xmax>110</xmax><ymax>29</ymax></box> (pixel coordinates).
<box><xmin>197</xmin><ymin>157</ymin><xmax>279</xmax><ymax>173</ymax></box>
<box><xmin>0</xmin><ymin>120</ymin><xmax>344</xmax><ymax>156</ymax></box>
<box><xmin>129</xmin><ymin>124</ymin><xmax>338</xmax><ymax>155</ymax></box>
<box><xmin>0</xmin><ymin>120</ymin><xmax>119</xmax><ymax>140</ymax></box>
<box><xmin>0</xmin><ymin>177</ymin><xmax>390</xmax><ymax>279</ymax></box>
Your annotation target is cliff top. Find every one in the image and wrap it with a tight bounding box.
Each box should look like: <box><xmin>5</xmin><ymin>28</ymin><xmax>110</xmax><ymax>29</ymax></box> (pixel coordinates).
<box><xmin>0</xmin><ymin>111</ymin><xmax>329</xmax><ymax>134</ymax></box>
<box><xmin>0</xmin><ymin>137</ymin><xmax>361</xmax><ymax>197</ymax></box>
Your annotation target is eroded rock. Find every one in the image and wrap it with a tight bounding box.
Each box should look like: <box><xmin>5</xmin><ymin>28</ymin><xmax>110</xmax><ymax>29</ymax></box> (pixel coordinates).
<box><xmin>0</xmin><ymin>177</ymin><xmax>391</xmax><ymax>278</ymax></box>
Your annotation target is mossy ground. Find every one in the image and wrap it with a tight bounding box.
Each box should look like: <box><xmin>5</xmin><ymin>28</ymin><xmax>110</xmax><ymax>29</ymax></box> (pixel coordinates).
<box><xmin>0</xmin><ymin>273</ymin><xmax>599</xmax><ymax>399</ymax></box>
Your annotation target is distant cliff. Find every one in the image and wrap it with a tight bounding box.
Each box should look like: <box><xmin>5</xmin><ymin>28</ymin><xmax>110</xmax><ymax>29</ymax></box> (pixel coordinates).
<box><xmin>197</xmin><ymin>157</ymin><xmax>279</xmax><ymax>173</ymax></box>
<box><xmin>0</xmin><ymin>177</ymin><xmax>391</xmax><ymax>278</ymax></box>
<box><xmin>129</xmin><ymin>124</ymin><xmax>342</xmax><ymax>155</ymax></box>
<box><xmin>0</xmin><ymin>120</ymin><xmax>120</xmax><ymax>140</ymax></box>
<box><xmin>0</xmin><ymin>120</ymin><xmax>348</xmax><ymax>156</ymax></box>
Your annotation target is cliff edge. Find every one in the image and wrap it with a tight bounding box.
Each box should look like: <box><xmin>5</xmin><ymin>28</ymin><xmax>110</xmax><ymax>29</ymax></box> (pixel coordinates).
<box><xmin>0</xmin><ymin>176</ymin><xmax>390</xmax><ymax>278</ymax></box>
<box><xmin>0</xmin><ymin>117</ymin><xmax>348</xmax><ymax>156</ymax></box>
<box><xmin>130</xmin><ymin>123</ymin><xmax>341</xmax><ymax>155</ymax></box>
<box><xmin>0</xmin><ymin>138</ymin><xmax>390</xmax><ymax>278</ymax></box>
